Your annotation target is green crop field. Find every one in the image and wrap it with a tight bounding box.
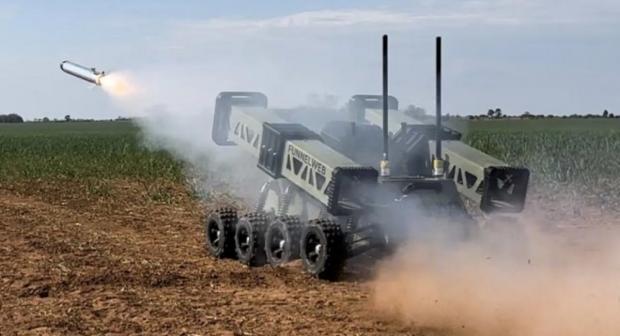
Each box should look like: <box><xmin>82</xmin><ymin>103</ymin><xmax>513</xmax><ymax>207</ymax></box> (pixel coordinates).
<box><xmin>1</xmin><ymin>118</ymin><xmax>619</xmax><ymax>206</ymax></box>
<box><xmin>447</xmin><ymin>117</ymin><xmax>620</xmax><ymax>132</ymax></box>
<box><xmin>0</xmin><ymin>121</ymin><xmax>183</xmax><ymax>182</ymax></box>
<box><xmin>457</xmin><ymin>118</ymin><xmax>620</xmax><ymax>206</ymax></box>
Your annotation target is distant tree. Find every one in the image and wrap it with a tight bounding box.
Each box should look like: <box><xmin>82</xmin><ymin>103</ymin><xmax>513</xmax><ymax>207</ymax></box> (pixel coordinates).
<box><xmin>610</xmin><ymin>113</ymin><xmax>615</xmax><ymax>118</ymax></box>
<box><xmin>9</xmin><ymin>114</ymin><xmax>23</xmax><ymax>122</ymax></box>
<box><xmin>64</xmin><ymin>115</ymin><xmax>71</xmax><ymax>122</ymax></box>
<box><xmin>0</xmin><ymin>113</ymin><xmax>24</xmax><ymax>123</ymax></box>
<box><xmin>42</xmin><ymin>117</ymin><xmax>50</xmax><ymax>122</ymax></box>
<box><xmin>487</xmin><ymin>109</ymin><xmax>495</xmax><ymax>118</ymax></box>
<box><xmin>603</xmin><ymin>110</ymin><xmax>609</xmax><ymax>118</ymax></box>
<box><xmin>547</xmin><ymin>114</ymin><xmax>555</xmax><ymax>119</ymax></box>
<box><xmin>520</xmin><ymin>111</ymin><xmax>532</xmax><ymax>119</ymax></box>
<box><xmin>494</xmin><ymin>108</ymin><xmax>502</xmax><ymax>118</ymax></box>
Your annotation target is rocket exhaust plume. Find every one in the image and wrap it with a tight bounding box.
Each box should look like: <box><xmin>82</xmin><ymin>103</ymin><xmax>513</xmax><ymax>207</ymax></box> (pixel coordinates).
<box><xmin>60</xmin><ymin>61</ymin><xmax>105</xmax><ymax>86</ymax></box>
<box><xmin>99</xmin><ymin>73</ymin><xmax>137</xmax><ymax>97</ymax></box>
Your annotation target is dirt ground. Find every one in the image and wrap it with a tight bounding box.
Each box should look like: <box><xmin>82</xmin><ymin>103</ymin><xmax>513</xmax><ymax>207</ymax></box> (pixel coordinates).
<box><xmin>0</xmin><ymin>180</ymin><xmax>423</xmax><ymax>336</ymax></box>
<box><xmin>1</xmin><ymin>180</ymin><xmax>618</xmax><ymax>335</ymax></box>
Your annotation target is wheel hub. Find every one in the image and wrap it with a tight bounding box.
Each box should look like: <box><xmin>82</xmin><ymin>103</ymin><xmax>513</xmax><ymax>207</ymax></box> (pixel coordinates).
<box><xmin>208</xmin><ymin>221</ymin><xmax>220</xmax><ymax>245</ymax></box>
<box><xmin>237</xmin><ymin>227</ymin><xmax>250</xmax><ymax>254</ymax></box>
<box><xmin>304</xmin><ymin>233</ymin><xmax>322</xmax><ymax>265</ymax></box>
<box><xmin>314</xmin><ymin>243</ymin><xmax>322</xmax><ymax>256</ymax></box>
<box><xmin>268</xmin><ymin>228</ymin><xmax>286</xmax><ymax>260</ymax></box>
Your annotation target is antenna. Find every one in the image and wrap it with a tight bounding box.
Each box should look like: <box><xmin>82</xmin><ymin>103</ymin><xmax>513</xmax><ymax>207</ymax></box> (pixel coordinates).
<box><xmin>380</xmin><ymin>34</ymin><xmax>391</xmax><ymax>177</ymax></box>
<box><xmin>432</xmin><ymin>36</ymin><xmax>445</xmax><ymax>176</ymax></box>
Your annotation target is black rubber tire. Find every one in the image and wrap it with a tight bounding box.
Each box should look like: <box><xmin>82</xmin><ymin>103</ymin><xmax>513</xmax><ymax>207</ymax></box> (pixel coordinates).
<box><xmin>235</xmin><ymin>212</ymin><xmax>268</xmax><ymax>266</ymax></box>
<box><xmin>300</xmin><ymin>219</ymin><xmax>346</xmax><ymax>281</ymax></box>
<box><xmin>264</xmin><ymin>216</ymin><xmax>302</xmax><ymax>267</ymax></box>
<box><xmin>204</xmin><ymin>208</ymin><xmax>238</xmax><ymax>259</ymax></box>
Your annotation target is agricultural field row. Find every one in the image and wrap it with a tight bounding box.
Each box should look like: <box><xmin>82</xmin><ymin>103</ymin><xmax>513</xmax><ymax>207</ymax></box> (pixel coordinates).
<box><xmin>0</xmin><ymin>122</ymin><xmax>183</xmax><ymax>182</ymax></box>
<box><xmin>461</xmin><ymin>119</ymin><xmax>620</xmax><ymax>208</ymax></box>
<box><xmin>0</xmin><ymin>122</ymin><xmax>186</xmax><ymax>204</ymax></box>
<box><xmin>1</xmin><ymin>119</ymin><xmax>618</xmax><ymax>205</ymax></box>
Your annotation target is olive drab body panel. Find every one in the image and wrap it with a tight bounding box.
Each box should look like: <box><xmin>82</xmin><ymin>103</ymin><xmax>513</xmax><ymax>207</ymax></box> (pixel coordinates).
<box><xmin>212</xmin><ymin>91</ymin><xmax>377</xmax><ymax>216</ymax></box>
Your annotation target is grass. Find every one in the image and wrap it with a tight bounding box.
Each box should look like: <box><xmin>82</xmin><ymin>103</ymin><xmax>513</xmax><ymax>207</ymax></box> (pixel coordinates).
<box><xmin>0</xmin><ymin>121</ymin><xmax>183</xmax><ymax>182</ymax></box>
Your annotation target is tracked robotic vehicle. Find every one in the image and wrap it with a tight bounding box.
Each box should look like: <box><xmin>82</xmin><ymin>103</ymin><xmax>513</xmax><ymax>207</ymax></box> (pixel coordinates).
<box><xmin>204</xmin><ymin>36</ymin><xmax>529</xmax><ymax>280</ymax></box>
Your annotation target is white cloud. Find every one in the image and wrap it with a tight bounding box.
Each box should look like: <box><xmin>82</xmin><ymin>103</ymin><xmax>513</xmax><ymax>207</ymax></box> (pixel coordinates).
<box><xmin>191</xmin><ymin>9</ymin><xmax>479</xmax><ymax>31</ymax></box>
<box><xmin>171</xmin><ymin>1</ymin><xmax>620</xmax><ymax>35</ymax></box>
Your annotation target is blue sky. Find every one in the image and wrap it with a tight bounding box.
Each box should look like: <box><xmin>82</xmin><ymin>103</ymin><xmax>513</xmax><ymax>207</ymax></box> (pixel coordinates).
<box><xmin>0</xmin><ymin>1</ymin><xmax>618</xmax><ymax>120</ymax></box>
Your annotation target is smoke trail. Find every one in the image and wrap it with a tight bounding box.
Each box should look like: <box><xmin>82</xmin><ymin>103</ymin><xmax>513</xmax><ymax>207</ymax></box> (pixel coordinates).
<box><xmin>96</xmin><ymin>63</ymin><xmax>352</xmax><ymax>201</ymax></box>
<box><xmin>94</xmin><ymin>67</ymin><xmax>267</xmax><ymax>203</ymax></box>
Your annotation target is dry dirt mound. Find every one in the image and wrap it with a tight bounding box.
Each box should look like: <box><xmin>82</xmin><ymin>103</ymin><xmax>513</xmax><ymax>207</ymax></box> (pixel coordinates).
<box><xmin>0</xmin><ymin>181</ymin><xmax>420</xmax><ymax>336</ymax></box>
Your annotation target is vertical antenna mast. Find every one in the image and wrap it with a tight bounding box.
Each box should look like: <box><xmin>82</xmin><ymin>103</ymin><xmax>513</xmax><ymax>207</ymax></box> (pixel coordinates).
<box><xmin>432</xmin><ymin>36</ymin><xmax>445</xmax><ymax>177</ymax></box>
<box><xmin>435</xmin><ymin>36</ymin><xmax>442</xmax><ymax>160</ymax></box>
<box><xmin>380</xmin><ymin>34</ymin><xmax>391</xmax><ymax>177</ymax></box>
<box><xmin>382</xmin><ymin>34</ymin><xmax>389</xmax><ymax>161</ymax></box>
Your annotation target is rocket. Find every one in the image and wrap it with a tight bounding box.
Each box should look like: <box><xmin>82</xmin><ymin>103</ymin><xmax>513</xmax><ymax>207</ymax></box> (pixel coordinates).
<box><xmin>60</xmin><ymin>61</ymin><xmax>106</xmax><ymax>86</ymax></box>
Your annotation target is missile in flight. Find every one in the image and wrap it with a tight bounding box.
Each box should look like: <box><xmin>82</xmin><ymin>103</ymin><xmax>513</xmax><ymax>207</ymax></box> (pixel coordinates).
<box><xmin>60</xmin><ymin>61</ymin><xmax>106</xmax><ymax>86</ymax></box>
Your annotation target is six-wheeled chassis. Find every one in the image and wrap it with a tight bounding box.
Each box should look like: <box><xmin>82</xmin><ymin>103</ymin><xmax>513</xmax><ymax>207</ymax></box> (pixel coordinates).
<box><xmin>203</xmin><ymin>91</ymin><xmax>527</xmax><ymax>280</ymax></box>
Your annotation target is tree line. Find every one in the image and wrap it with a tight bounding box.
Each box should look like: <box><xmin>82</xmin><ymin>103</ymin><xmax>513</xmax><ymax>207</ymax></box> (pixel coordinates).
<box><xmin>405</xmin><ymin>105</ymin><xmax>617</xmax><ymax>120</ymax></box>
<box><xmin>466</xmin><ymin>108</ymin><xmax>616</xmax><ymax>120</ymax></box>
<box><xmin>2</xmin><ymin>107</ymin><xmax>617</xmax><ymax>124</ymax></box>
<box><xmin>0</xmin><ymin>114</ymin><xmax>133</xmax><ymax>123</ymax></box>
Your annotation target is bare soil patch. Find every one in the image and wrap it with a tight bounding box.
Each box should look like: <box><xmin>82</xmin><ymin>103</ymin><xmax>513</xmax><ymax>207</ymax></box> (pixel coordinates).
<box><xmin>0</xmin><ymin>180</ymin><xmax>419</xmax><ymax>335</ymax></box>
